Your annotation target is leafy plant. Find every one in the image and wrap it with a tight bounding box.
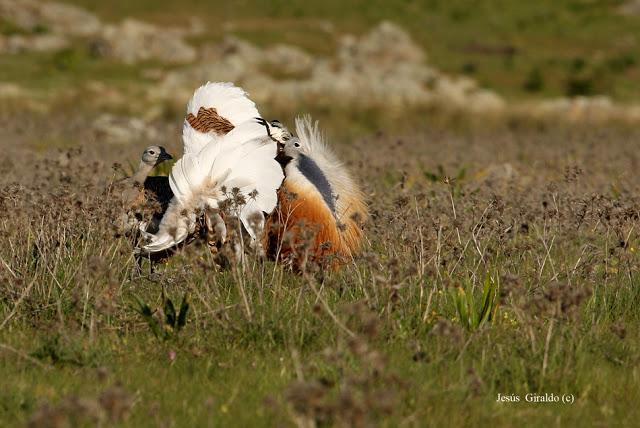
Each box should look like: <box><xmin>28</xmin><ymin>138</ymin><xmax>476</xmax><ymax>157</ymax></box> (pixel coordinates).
<box><xmin>424</xmin><ymin>164</ymin><xmax>467</xmax><ymax>183</ymax></box>
<box><xmin>449</xmin><ymin>275</ymin><xmax>498</xmax><ymax>331</ymax></box>
<box><xmin>52</xmin><ymin>48</ymin><xmax>84</xmax><ymax>71</ymax></box>
<box><xmin>0</xmin><ymin>18</ymin><xmax>27</xmax><ymax>36</ymax></box>
<box><xmin>424</xmin><ymin>164</ymin><xmax>467</xmax><ymax>197</ymax></box>
<box><xmin>132</xmin><ymin>291</ymin><xmax>190</xmax><ymax>341</ymax></box>
<box><xmin>566</xmin><ymin>75</ymin><xmax>594</xmax><ymax>97</ymax></box>
<box><xmin>523</xmin><ymin>67</ymin><xmax>544</xmax><ymax>93</ymax></box>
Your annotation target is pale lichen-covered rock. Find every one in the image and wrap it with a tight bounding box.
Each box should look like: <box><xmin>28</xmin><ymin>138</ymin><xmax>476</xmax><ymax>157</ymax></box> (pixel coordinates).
<box><xmin>524</xmin><ymin>96</ymin><xmax>640</xmax><ymax>122</ymax></box>
<box><xmin>0</xmin><ymin>0</ymin><xmax>102</xmax><ymax>36</ymax></box>
<box><xmin>0</xmin><ymin>0</ymin><xmax>199</xmax><ymax>63</ymax></box>
<box><xmin>337</xmin><ymin>21</ymin><xmax>426</xmax><ymax>71</ymax></box>
<box><xmin>432</xmin><ymin>75</ymin><xmax>505</xmax><ymax>112</ymax></box>
<box><xmin>0</xmin><ymin>82</ymin><xmax>27</xmax><ymax>98</ymax></box>
<box><xmin>156</xmin><ymin>21</ymin><xmax>504</xmax><ymax>114</ymax></box>
<box><xmin>92</xmin><ymin>114</ymin><xmax>161</xmax><ymax>144</ymax></box>
<box><xmin>0</xmin><ymin>33</ymin><xmax>69</xmax><ymax>54</ymax></box>
<box><xmin>618</xmin><ymin>0</ymin><xmax>640</xmax><ymax>15</ymax></box>
<box><xmin>99</xmin><ymin>19</ymin><xmax>197</xmax><ymax>65</ymax></box>
<box><xmin>262</xmin><ymin>44</ymin><xmax>314</xmax><ymax>77</ymax></box>
<box><xmin>151</xmin><ymin>22</ymin><xmax>504</xmax><ymax>112</ymax></box>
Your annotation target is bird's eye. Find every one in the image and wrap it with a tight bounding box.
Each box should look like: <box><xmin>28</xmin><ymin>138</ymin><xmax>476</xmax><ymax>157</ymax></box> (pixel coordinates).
<box><xmin>294</xmin><ymin>142</ymin><xmax>300</xmax><ymax>148</ymax></box>
<box><xmin>149</xmin><ymin>151</ymin><xmax>155</xmax><ymax>155</ymax></box>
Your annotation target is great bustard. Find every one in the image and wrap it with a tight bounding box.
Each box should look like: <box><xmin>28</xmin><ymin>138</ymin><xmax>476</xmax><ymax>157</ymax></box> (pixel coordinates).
<box><xmin>264</xmin><ymin>116</ymin><xmax>368</xmax><ymax>268</ymax></box>
<box><xmin>114</xmin><ymin>145</ymin><xmax>173</xmax><ymax>235</ymax></box>
<box><xmin>136</xmin><ymin>82</ymin><xmax>287</xmax><ymax>255</ymax></box>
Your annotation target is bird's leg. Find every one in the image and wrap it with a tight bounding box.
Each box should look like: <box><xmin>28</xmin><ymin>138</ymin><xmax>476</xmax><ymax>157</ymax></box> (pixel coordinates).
<box><xmin>131</xmin><ymin>253</ymin><xmax>143</xmax><ymax>279</ymax></box>
<box><xmin>247</xmin><ymin>213</ymin><xmax>266</xmax><ymax>258</ymax></box>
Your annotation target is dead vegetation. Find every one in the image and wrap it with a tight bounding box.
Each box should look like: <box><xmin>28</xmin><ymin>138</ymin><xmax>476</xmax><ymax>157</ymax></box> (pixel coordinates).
<box><xmin>1</xmin><ymin>113</ymin><xmax>640</xmax><ymax>425</ymax></box>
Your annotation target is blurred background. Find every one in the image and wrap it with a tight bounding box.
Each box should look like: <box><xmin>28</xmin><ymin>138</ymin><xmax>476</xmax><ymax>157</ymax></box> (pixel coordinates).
<box><xmin>2</xmin><ymin>0</ymin><xmax>640</xmax><ymax>149</ymax></box>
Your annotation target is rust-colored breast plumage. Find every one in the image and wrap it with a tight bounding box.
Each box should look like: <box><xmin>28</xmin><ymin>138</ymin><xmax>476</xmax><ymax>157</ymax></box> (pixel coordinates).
<box><xmin>186</xmin><ymin>107</ymin><xmax>235</xmax><ymax>134</ymax></box>
<box><xmin>264</xmin><ymin>179</ymin><xmax>365</xmax><ymax>269</ymax></box>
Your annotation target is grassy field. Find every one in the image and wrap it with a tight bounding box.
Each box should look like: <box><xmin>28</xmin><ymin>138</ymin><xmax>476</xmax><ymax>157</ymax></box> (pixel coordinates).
<box><xmin>2</xmin><ymin>115</ymin><xmax>640</xmax><ymax>426</ymax></box>
<box><xmin>2</xmin><ymin>1</ymin><xmax>640</xmax><ymax>427</ymax></box>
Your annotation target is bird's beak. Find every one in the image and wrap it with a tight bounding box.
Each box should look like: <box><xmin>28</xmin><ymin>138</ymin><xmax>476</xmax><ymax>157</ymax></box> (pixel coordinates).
<box><xmin>159</xmin><ymin>151</ymin><xmax>173</xmax><ymax>162</ymax></box>
<box><xmin>275</xmin><ymin>146</ymin><xmax>292</xmax><ymax>167</ymax></box>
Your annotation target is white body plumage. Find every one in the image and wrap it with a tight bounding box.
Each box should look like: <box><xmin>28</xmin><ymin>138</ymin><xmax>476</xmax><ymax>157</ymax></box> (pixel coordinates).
<box><xmin>137</xmin><ymin>82</ymin><xmax>284</xmax><ymax>255</ymax></box>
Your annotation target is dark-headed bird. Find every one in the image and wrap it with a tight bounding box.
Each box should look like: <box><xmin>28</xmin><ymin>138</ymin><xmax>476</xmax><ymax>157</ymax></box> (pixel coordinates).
<box><xmin>114</xmin><ymin>145</ymin><xmax>173</xmax><ymax>235</ymax></box>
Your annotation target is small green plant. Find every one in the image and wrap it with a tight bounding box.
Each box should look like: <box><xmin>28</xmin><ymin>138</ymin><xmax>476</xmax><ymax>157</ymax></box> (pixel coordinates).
<box><xmin>0</xmin><ymin>18</ymin><xmax>26</xmax><ymax>36</ymax></box>
<box><xmin>449</xmin><ymin>275</ymin><xmax>498</xmax><ymax>331</ymax></box>
<box><xmin>606</xmin><ymin>53</ymin><xmax>636</xmax><ymax>73</ymax></box>
<box><xmin>30</xmin><ymin>334</ymin><xmax>97</xmax><ymax>366</ymax></box>
<box><xmin>460</xmin><ymin>62</ymin><xmax>477</xmax><ymax>75</ymax></box>
<box><xmin>566</xmin><ymin>76</ymin><xmax>594</xmax><ymax>97</ymax></box>
<box><xmin>132</xmin><ymin>291</ymin><xmax>190</xmax><ymax>341</ymax></box>
<box><xmin>424</xmin><ymin>164</ymin><xmax>467</xmax><ymax>184</ymax></box>
<box><xmin>52</xmin><ymin>48</ymin><xmax>84</xmax><ymax>71</ymax></box>
<box><xmin>424</xmin><ymin>164</ymin><xmax>467</xmax><ymax>197</ymax></box>
<box><xmin>523</xmin><ymin>67</ymin><xmax>544</xmax><ymax>93</ymax></box>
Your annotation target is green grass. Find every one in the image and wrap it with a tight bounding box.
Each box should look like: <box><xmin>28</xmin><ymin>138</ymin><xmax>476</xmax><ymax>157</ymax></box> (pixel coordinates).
<box><xmin>3</xmin><ymin>121</ymin><xmax>640</xmax><ymax>425</ymax></box>
<box><xmin>2</xmin><ymin>293</ymin><xmax>639</xmax><ymax>426</ymax></box>
<box><xmin>0</xmin><ymin>46</ymin><xmax>153</xmax><ymax>92</ymax></box>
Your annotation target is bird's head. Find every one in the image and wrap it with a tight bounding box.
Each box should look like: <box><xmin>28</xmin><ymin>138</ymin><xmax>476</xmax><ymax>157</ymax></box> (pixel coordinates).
<box><xmin>267</xmin><ymin>120</ymin><xmax>292</xmax><ymax>144</ymax></box>
<box><xmin>276</xmin><ymin>136</ymin><xmax>304</xmax><ymax>166</ymax></box>
<box><xmin>141</xmin><ymin>145</ymin><xmax>173</xmax><ymax>167</ymax></box>
<box><xmin>282</xmin><ymin>136</ymin><xmax>306</xmax><ymax>157</ymax></box>
<box><xmin>255</xmin><ymin>118</ymin><xmax>295</xmax><ymax>166</ymax></box>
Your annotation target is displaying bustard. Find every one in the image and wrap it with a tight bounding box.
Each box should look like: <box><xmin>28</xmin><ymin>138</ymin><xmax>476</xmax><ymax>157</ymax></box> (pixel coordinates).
<box><xmin>136</xmin><ymin>82</ymin><xmax>286</xmax><ymax>255</ymax></box>
<box><xmin>264</xmin><ymin>116</ymin><xmax>368</xmax><ymax>268</ymax></box>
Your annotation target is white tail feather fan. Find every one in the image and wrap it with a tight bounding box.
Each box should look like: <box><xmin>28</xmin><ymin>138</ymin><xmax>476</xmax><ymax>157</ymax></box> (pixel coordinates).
<box><xmin>182</xmin><ymin>81</ymin><xmax>261</xmax><ymax>154</ymax></box>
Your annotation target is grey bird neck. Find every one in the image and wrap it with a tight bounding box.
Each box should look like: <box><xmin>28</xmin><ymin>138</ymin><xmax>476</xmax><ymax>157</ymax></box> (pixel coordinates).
<box><xmin>297</xmin><ymin>154</ymin><xmax>336</xmax><ymax>215</ymax></box>
<box><xmin>132</xmin><ymin>161</ymin><xmax>154</xmax><ymax>185</ymax></box>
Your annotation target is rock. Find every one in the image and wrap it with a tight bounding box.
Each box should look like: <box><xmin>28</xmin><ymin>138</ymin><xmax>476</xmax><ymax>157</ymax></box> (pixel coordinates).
<box><xmin>618</xmin><ymin>0</ymin><xmax>640</xmax><ymax>15</ymax></box>
<box><xmin>262</xmin><ymin>44</ymin><xmax>314</xmax><ymax>77</ymax></box>
<box><xmin>205</xmin><ymin>35</ymin><xmax>264</xmax><ymax>65</ymax></box>
<box><xmin>100</xmin><ymin>19</ymin><xmax>197</xmax><ymax>65</ymax></box>
<box><xmin>0</xmin><ymin>33</ymin><xmax>69</xmax><ymax>54</ymax></box>
<box><xmin>337</xmin><ymin>21</ymin><xmax>425</xmax><ymax>71</ymax></box>
<box><xmin>154</xmin><ymin>36</ymin><xmax>263</xmax><ymax>101</ymax></box>
<box><xmin>520</xmin><ymin>96</ymin><xmax>640</xmax><ymax>123</ymax></box>
<box><xmin>482</xmin><ymin>163</ymin><xmax>517</xmax><ymax>182</ymax></box>
<box><xmin>0</xmin><ymin>82</ymin><xmax>27</xmax><ymax>98</ymax></box>
<box><xmin>157</xmin><ymin>21</ymin><xmax>504</xmax><ymax>114</ymax></box>
<box><xmin>92</xmin><ymin>114</ymin><xmax>160</xmax><ymax>144</ymax></box>
<box><xmin>39</xmin><ymin>1</ymin><xmax>102</xmax><ymax>36</ymax></box>
<box><xmin>0</xmin><ymin>0</ymin><xmax>102</xmax><ymax>36</ymax></box>
<box><xmin>433</xmin><ymin>76</ymin><xmax>505</xmax><ymax>112</ymax></box>
<box><xmin>531</xmin><ymin>96</ymin><xmax>613</xmax><ymax>121</ymax></box>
